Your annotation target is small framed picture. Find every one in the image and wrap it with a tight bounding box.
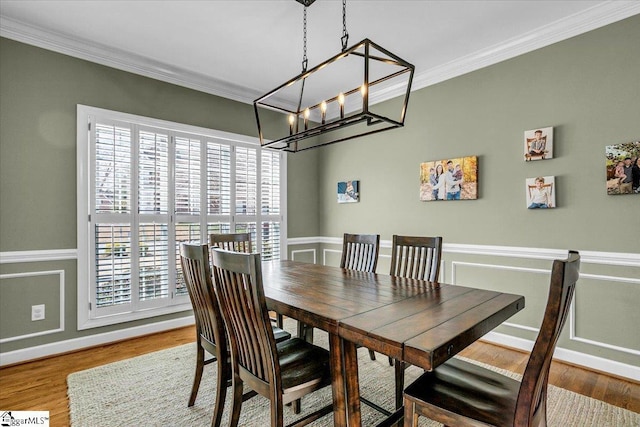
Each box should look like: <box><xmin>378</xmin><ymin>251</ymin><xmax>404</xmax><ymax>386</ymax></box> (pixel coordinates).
<box><xmin>606</xmin><ymin>141</ymin><xmax>639</xmax><ymax>195</ymax></box>
<box><xmin>524</xmin><ymin>127</ymin><xmax>553</xmax><ymax>161</ymax></box>
<box><xmin>337</xmin><ymin>180</ymin><xmax>359</xmax><ymax>203</ymax></box>
<box><xmin>526</xmin><ymin>176</ymin><xmax>556</xmax><ymax>209</ymax></box>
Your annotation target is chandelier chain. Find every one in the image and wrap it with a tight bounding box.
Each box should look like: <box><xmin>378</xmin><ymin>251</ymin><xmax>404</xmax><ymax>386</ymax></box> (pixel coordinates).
<box><xmin>302</xmin><ymin>6</ymin><xmax>308</xmax><ymax>72</ymax></box>
<box><xmin>341</xmin><ymin>0</ymin><xmax>349</xmax><ymax>51</ymax></box>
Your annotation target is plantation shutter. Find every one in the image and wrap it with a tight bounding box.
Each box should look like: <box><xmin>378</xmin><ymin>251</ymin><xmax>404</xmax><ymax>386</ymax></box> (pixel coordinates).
<box><xmin>81</xmin><ymin>106</ymin><xmax>286</xmax><ymax>327</ymax></box>
<box><xmin>261</xmin><ymin>150</ymin><xmax>281</xmax><ymax>261</ymax></box>
<box><xmin>206</xmin><ymin>140</ymin><xmax>232</xmax><ymax>235</ymax></box>
<box><xmin>93</xmin><ymin>122</ymin><xmax>133</xmax><ymax>312</ymax></box>
<box><xmin>235</xmin><ymin>146</ymin><xmax>257</xmax><ymax>250</ymax></box>
<box><xmin>174</xmin><ymin>135</ymin><xmax>202</xmax><ymax>296</ymax></box>
<box><xmin>138</xmin><ymin>129</ymin><xmax>170</xmax><ymax>305</ymax></box>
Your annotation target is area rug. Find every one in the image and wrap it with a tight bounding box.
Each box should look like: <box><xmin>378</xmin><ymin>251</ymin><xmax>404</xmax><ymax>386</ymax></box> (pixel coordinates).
<box><xmin>68</xmin><ymin>324</ymin><xmax>639</xmax><ymax>426</ymax></box>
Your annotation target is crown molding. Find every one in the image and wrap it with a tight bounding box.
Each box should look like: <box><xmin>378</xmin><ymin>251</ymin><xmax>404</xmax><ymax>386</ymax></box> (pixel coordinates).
<box><xmin>0</xmin><ymin>16</ymin><xmax>262</xmax><ymax>105</ymax></box>
<box><xmin>2</xmin><ymin>2</ymin><xmax>639</xmax><ymax>106</ymax></box>
<box><xmin>411</xmin><ymin>1</ymin><xmax>640</xmax><ymax>92</ymax></box>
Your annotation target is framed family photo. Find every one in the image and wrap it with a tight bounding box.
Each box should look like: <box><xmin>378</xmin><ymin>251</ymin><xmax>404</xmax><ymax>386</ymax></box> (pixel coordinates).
<box><xmin>420</xmin><ymin>156</ymin><xmax>478</xmax><ymax>201</ymax></box>
<box><xmin>605</xmin><ymin>141</ymin><xmax>639</xmax><ymax>195</ymax></box>
<box><xmin>526</xmin><ymin>176</ymin><xmax>556</xmax><ymax>209</ymax></box>
<box><xmin>524</xmin><ymin>126</ymin><xmax>553</xmax><ymax>161</ymax></box>
<box><xmin>337</xmin><ymin>180</ymin><xmax>359</xmax><ymax>203</ymax></box>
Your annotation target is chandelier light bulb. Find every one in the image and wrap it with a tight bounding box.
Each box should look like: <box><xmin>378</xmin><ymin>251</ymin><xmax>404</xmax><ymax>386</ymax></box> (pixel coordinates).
<box><xmin>304</xmin><ymin>108</ymin><xmax>310</xmax><ymax>130</ymax></box>
<box><xmin>289</xmin><ymin>114</ymin><xmax>295</xmax><ymax>135</ymax></box>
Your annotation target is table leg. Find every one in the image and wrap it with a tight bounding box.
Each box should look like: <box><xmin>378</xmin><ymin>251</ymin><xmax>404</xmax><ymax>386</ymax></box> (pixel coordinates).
<box><xmin>343</xmin><ymin>338</ymin><xmax>362</xmax><ymax>427</ymax></box>
<box><xmin>297</xmin><ymin>321</ymin><xmax>314</xmax><ymax>343</ymax></box>
<box><xmin>329</xmin><ymin>333</ymin><xmax>347</xmax><ymax>426</ymax></box>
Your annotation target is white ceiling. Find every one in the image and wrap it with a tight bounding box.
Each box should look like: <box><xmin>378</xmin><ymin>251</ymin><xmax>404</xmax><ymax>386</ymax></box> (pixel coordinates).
<box><xmin>1</xmin><ymin>1</ymin><xmax>639</xmax><ymax>105</ymax></box>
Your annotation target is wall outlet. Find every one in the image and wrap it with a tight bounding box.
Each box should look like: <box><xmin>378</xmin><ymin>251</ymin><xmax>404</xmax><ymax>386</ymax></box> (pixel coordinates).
<box><xmin>31</xmin><ymin>304</ymin><xmax>45</xmax><ymax>321</ymax></box>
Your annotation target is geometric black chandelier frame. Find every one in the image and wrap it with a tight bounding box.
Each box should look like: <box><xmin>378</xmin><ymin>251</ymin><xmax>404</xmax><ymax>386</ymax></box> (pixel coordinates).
<box><xmin>254</xmin><ymin>0</ymin><xmax>415</xmax><ymax>152</ymax></box>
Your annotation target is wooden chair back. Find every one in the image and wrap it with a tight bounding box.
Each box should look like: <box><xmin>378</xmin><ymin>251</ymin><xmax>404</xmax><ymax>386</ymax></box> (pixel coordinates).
<box><xmin>389</xmin><ymin>235</ymin><xmax>442</xmax><ymax>282</ymax></box>
<box><xmin>515</xmin><ymin>250</ymin><xmax>580</xmax><ymax>425</ymax></box>
<box><xmin>210</xmin><ymin>232</ymin><xmax>252</xmax><ymax>253</ymax></box>
<box><xmin>403</xmin><ymin>250</ymin><xmax>580</xmax><ymax>427</ymax></box>
<box><xmin>180</xmin><ymin>243</ymin><xmax>231</xmax><ymax>425</ymax></box>
<box><xmin>180</xmin><ymin>243</ymin><xmax>225</xmax><ymax>354</ymax></box>
<box><xmin>340</xmin><ymin>233</ymin><xmax>380</xmax><ymax>273</ymax></box>
<box><xmin>211</xmin><ymin>248</ymin><xmax>332</xmax><ymax>426</ymax></box>
<box><xmin>210</xmin><ymin>249</ymin><xmax>280</xmax><ymax>397</ymax></box>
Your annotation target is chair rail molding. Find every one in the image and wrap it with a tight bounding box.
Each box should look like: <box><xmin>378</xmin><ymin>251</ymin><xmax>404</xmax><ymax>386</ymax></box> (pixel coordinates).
<box><xmin>288</xmin><ymin>236</ymin><xmax>640</xmax><ymax>380</ymax></box>
<box><xmin>0</xmin><ymin>249</ymin><xmax>78</xmax><ymax>264</ymax></box>
<box><xmin>288</xmin><ymin>237</ymin><xmax>640</xmax><ymax>267</ymax></box>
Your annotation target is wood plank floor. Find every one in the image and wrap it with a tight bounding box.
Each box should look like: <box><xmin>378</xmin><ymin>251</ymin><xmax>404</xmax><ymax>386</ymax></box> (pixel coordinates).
<box><xmin>1</xmin><ymin>325</ymin><xmax>638</xmax><ymax>426</ymax></box>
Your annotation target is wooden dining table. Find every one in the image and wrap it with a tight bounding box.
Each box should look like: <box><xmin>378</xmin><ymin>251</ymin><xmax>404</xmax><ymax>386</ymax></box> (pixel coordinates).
<box><xmin>261</xmin><ymin>260</ymin><xmax>525</xmax><ymax>427</ymax></box>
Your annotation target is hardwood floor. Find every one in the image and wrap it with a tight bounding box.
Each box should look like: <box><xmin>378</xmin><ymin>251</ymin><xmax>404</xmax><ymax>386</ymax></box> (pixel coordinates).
<box><xmin>1</xmin><ymin>325</ymin><xmax>638</xmax><ymax>426</ymax></box>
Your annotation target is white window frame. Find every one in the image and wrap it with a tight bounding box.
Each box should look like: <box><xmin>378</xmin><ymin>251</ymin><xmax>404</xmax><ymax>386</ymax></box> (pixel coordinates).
<box><xmin>77</xmin><ymin>105</ymin><xmax>287</xmax><ymax>330</ymax></box>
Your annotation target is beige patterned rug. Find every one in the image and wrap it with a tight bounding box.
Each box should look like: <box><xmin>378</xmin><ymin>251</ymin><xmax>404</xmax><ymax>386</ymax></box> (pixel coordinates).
<box><xmin>68</xmin><ymin>325</ymin><xmax>639</xmax><ymax>426</ymax></box>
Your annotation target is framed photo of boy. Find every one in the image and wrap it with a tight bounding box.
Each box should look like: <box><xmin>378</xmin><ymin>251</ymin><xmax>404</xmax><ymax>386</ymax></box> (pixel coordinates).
<box><xmin>524</xmin><ymin>127</ymin><xmax>553</xmax><ymax>161</ymax></box>
<box><xmin>526</xmin><ymin>176</ymin><xmax>556</xmax><ymax>209</ymax></box>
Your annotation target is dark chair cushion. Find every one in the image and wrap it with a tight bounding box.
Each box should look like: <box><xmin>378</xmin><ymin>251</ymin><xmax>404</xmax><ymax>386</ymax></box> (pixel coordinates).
<box><xmin>277</xmin><ymin>338</ymin><xmax>331</xmax><ymax>393</ymax></box>
<box><xmin>405</xmin><ymin>357</ymin><xmax>520</xmax><ymax>426</ymax></box>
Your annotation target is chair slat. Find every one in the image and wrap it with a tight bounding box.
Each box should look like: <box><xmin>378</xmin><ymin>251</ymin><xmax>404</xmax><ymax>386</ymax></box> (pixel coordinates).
<box><xmin>340</xmin><ymin>233</ymin><xmax>380</xmax><ymax>273</ymax></box>
<box><xmin>390</xmin><ymin>235</ymin><xmax>442</xmax><ymax>282</ymax></box>
<box><xmin>210</xmin><ymin>232</ymin><xmax>252</xmax><ymax>253</ymax></box>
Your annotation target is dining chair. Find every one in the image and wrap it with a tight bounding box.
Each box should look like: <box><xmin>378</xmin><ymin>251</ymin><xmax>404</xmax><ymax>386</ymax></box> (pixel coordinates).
<box><xmin>389</xmin><ymin>235</ymin><xmax>442</xmax><ymax>282</ymax></box>
<box><xmin>209</xmin><ymin>232</ymin><xmax>253</xmax><ymax>253</ymax></box>
<box><xmin>210</xmin><ymin>248</ymin><xmax>333</xmax><ymax>427</ymax></box>
<box><xmin>340</xmin><ymin>233</ymin><xmax>380</xmax><ymax>273</ymax></box>
<box><xmin>180</xmin><ymin>243</ymin><xmax>290</xmax><ymax>427</ymax></box>
<box><xmin>388</xmin><ymin>235</ymin><xmax>443</xmax><ymax>408</ymax></box>
<box><xmin>403</xmin><ymin>250</ymin><xmax>580</xmax><ymax>427</ymax></box>
<box><xmin>210</xmin><ymin>232</ymin><xmax>283</xmax><ymax>328</ymax></box>
<box><xmin>340</xmin><ymin>233</ymin><xmax>380</xmax><ymax>364</ymax></box>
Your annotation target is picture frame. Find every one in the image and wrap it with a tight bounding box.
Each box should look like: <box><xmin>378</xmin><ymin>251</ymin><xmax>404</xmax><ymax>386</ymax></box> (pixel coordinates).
<box><xmin>605</xmin><ymin>141</ymin><xmax>639</xmax><ymax>195</ymax></box>
<box><xmin>337</xmin><ymin>180</ymin><xmax>359</xmax><ymax>203</ymax></box>
<box><xmin>525</xmin><ymin>176</ymin><xmax>556</xmax><ymax>209</ymax></box>
<box><xmin>420</xmin><ymin>156</ymin><xmax>478</xmax><ymax>201</ymax></box>
<box><xmin>524</xmin><ymin>126</ymin><xmax>553</xmax><ymax>161</ymax></box>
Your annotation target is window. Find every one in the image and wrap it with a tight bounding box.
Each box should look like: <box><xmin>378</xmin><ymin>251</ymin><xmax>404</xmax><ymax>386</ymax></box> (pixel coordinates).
<box><xmin>77</xmin><ymin>105</ymin><xmax>287</xmax><ymax>329</ymax></box>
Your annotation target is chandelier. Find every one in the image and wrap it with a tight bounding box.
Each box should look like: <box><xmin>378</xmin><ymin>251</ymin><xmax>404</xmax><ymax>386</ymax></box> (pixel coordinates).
<box><xmin>254</xmin><ymin>0</ymin><xmax>414</xmax><ymax>152</ymax></box>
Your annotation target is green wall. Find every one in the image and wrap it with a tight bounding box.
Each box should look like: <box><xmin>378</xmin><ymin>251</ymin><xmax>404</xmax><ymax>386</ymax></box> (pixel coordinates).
<box><xmin>305</xmin><ymin>15</ymin><xmax>640</xmax><ymax>368</ymax></box>
<box><xmin>0</xmin><ymin>37</ymin><xmax>318</xmax><ymax>352</ymax></box>
<box><xmin>317</xmin><ymin>14</ymin><xmax>639</xmax><ymax>251</ymax></box>
<box><xmin>306</xmin><ymin>15</ymin><xmax>640</xmax><ymax>370</ymax></box>
<box><xmin>1</xmin><ymin>14</ymin><xmax>638</xmax><ymax>370</ymax></box>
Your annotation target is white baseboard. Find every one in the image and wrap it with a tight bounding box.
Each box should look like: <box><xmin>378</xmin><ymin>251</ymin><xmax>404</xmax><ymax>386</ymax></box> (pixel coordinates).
<box><xmin>0</xmin><ymin>315</ymin><xmax>195</xmax><ymax>367</ymax></box>
<box><xmin>483</xmin><ymin>331</ymin><xmax>640</xmax><ymax>382</ymax></box>
<box><xmin>2</xmin><ymin>312</ymin><xmax>638</xmax><ymax>383</ymax></box>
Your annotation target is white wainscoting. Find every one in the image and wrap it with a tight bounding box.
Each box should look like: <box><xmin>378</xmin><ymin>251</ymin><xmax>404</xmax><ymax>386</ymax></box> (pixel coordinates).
<box><xmin>287</xmin><ymin>238</ymin><xmax>640</xmax><ymax>381</ymax></box>
<box><xmin>2</xmin><ymin>243</ymin><xmax>638</xmax><ymax>380</ymax></box>
<box><xmin>0</xmin><ymin>269</ymin><xmax>65</xmax><ymax>344</ymax></box>
<box><xmin>569</xmin><ymin>272</ymin><xmax>640</xmax><ymax>356</ymax></box>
